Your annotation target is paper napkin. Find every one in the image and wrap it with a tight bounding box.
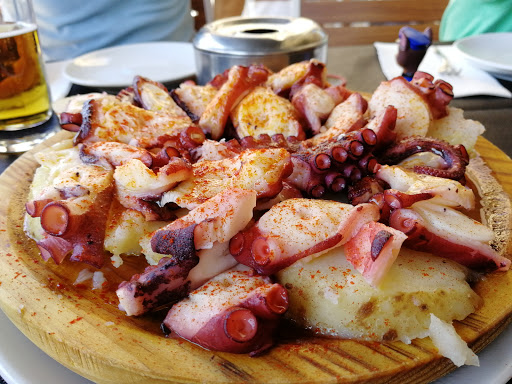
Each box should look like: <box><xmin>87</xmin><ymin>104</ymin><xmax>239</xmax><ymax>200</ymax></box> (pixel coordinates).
<box><xmin>374</xmin><ymin>42</ymin><xmax>512</xmax><ymax>98</ymax></box>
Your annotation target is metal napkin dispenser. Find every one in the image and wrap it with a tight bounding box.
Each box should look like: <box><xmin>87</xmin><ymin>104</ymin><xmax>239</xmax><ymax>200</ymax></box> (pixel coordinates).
<box><xmin>193</xmin><ymin>16</ymin><xmax>328</xmax><ymax>84</ymax></box>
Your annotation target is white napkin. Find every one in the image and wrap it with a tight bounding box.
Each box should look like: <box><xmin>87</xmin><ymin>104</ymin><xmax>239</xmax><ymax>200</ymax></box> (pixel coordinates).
<box><xmin>44</xmin><ymin>60</ymin><xmax>72</xmax><ymax>103</ymax></box>
<box><xmin>374</xmin><ymin>42</ymin><xmax>512</xmax><ymax>98</ymax></box>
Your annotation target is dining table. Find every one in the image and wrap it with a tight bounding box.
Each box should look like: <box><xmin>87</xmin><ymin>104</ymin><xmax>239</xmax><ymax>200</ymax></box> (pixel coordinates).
<box><xmin>0</xmin><ymin>43</ymin><xmax>511</xmax><ymax>384</ymax></box>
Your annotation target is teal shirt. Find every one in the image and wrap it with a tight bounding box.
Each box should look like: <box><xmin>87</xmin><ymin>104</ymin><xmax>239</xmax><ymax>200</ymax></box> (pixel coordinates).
<box><xmin>440</xmin><ymin>0</ymin><xmax>512</xmax><ymax>41</ymax></box>
<box><xmin>34</xmin><ymin>0</ymin><xmax>194</xmax><ymax>61</ymax></box>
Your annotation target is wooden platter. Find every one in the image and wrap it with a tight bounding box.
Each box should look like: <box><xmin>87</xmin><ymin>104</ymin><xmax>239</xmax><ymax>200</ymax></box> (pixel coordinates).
<box><xmin>0</xmin><ymin>131</ymin><xmax>510</xmax><ymax>384</ymax></box>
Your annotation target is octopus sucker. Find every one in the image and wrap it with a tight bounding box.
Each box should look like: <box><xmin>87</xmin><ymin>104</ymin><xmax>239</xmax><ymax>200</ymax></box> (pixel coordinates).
<box><xmin>40</xmin><ymin>201</ymin><xmax>79</xmax><ymax>237</ymax></box>
<box><xmin>239</xmin><ymin>127</ymin><xmax>381</xmax><ymax>198</ymax></box>
<box><xmin>25</xmin><ymin>198</ymin><xmax>55</xmax><ymax>218</ymax></box>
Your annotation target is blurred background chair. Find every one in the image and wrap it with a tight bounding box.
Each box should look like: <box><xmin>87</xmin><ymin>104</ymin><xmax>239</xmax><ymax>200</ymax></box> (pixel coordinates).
<box><xmin>301</xmin><ymin>0</ymin><xmax>449</xmax><ymax>46</ymax></box>
<box><xmin>196</xmin><ymin>0</ymin><xmax>299</xmax><ymax>27</ymax></box>
<box><xmin>192</xmin><ymin>0</ymin><xmax>246</xmax><ymax>28</ymax></box>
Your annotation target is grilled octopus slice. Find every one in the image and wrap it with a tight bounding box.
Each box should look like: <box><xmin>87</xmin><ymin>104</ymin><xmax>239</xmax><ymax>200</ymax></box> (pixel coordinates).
<box><xmin>344</xmin><ymin>221</ymin><xmax>407</xmax><ymax>287</ymax></box>
<box><xmin>160</xmin><ymin>147</ymin><xmax>292</xmax><ymax>210</ymax></box>
<box><xmin>229</xmin><ymin>199</ymin><xmax>380</xmax><ymax>275</ymax></box>
<box><xmin>389</xmin><ymin>200</ymin><xmax>510</xmax><ymax>272</ymax></box>
<box><xmin>75</xmin><ymin>96</ymin><xmax>194</xmax><ymax>148</ymax></box>
<box><xmin>199</xmin><ymin>64</ymin><xmax>270</xmax><ymax>140</ymax></box>
<box><xmin>163</xmin><ymin>267</ymin><xmax>288</xmax><ymax>355</ymax></box>
<box><xmin>376</xmin><ymin>164</ymin><xmax>475</xmax><ymax>210</ymax></box>
<box><xmin>151</xmin><ymin>188</ymin><xmax>257</xmax><ymax>254</ymax></box>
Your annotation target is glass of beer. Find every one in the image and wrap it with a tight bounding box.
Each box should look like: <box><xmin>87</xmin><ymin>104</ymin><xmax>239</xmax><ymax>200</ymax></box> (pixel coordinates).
<box><xmin>0</xmin><ymin>0</ymin><xmax>53</xmax><ymax>153</ymax></box>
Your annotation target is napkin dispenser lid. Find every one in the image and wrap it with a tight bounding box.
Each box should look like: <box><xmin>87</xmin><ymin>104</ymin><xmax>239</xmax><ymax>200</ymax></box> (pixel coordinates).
<box><xmin>194</xmin><ymin>16</ymin><xmax>327</xmax><ymax>55</ymax></box>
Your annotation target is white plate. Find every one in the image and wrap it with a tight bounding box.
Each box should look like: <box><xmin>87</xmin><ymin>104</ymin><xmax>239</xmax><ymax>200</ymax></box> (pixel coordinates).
<box><xmin>454</xmin><ymin>33</ymin><xmax>512</xmax><ymax>81</ymax></box>
<box><xmin>64</xmin><ymin>42</ymin><xmax>195</xmax><ymax>88</ymax></box>
<box><xmin>0</xmin><ymin>306</ymin><xmax>511</xmax><ymax>384</ymax></box>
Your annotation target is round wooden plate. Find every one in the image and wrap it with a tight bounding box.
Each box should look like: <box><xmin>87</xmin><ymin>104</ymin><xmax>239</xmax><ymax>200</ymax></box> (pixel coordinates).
<box><xmin>0</xmin><ymin>132</ymin><xmax>511</xmax><ymax>384</ymax></box>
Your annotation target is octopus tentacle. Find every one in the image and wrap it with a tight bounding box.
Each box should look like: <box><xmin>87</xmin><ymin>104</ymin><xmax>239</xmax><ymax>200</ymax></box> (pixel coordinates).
<box><xmin>411</xmin><ymin>72</ymin><xmax>454</xmax><ymax>119</ymax></box>
<box><xmin>343</xmin><ymin>221</ymin><xmax>407</xmax><ymax>287</ymax></box>
<box><xmin>381</xmin><ymin>137</ymin><xmax>469</xmax><ymax>180</ymax></box>
<box><xmin>238</xmin><ymin>127</ymin><xmax>380</xmax><ymax>197</ymax></box>
<box><xmin>151</xmin><ymin>188</ymin><xmax>256</xmax><ymax>254</ymax></box>
<box><xmin>59</xmin><ymin>112</ymin><xmax>83</xmax><ymax>132</ymax></box>
<box><xmin>36</xmin><ymin>236</ymin><xmax>73</xmax><ymax>264</ymax></box>
<box><xmin>75</xmin><ymin>96</ymin><xmax>194</xmax><ymax>149</ymax></box>
<box><xmin>79</xmin><ymin>142</ymin><xmax>154</xmax><ymax>168</ymax></box>
<box><xmin>348</xmin><ymin>176</ymin><xmax>387</xmax><ymax>205</ymax></box>
<box><xmin>114</xmin><ymin>157</ymin><xmax>192</xmax><ymax>220</ymax></box>
<box><xmin>36</xmin><ymin>186</ymin><xmax>114</xmax><ymax>268</ymax></box>
<box><xmin>291</xmin><ymin>82</ymin><xmax>345</xmax><ymax>135</ymax></box>
<box><xmin>133</xmin><ymin>76</ymin><xmax>189</xmax><ymax>118</ymax></box>
<box><xmin>116</xmin><ymin>86</ymin><xmax>140</xmax><ymax>106</ymax></box>
<box><xmin>383</xmin><ymin>189</ymin><xmax>433</xmax><ymax>210</ymax></box>
<box><xmin>286</xmin><ymin>157</ymin><xmax>328</xmax><ymax>197</ymax></box>
<box><xmin>365</xmin><ymin>105</ymin><xmax>397</xmax><ymax>152</ymax></box>
<box><xmin>169</xmin><ymin>88</ymin><xmax>200</xmax><ymax>122</ymax></box>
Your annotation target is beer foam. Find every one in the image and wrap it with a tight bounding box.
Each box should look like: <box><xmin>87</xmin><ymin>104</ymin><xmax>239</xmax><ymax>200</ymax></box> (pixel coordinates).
<box><xmin>0</xmin><ymin>21</ymin><xmax>36</xmax><ymax>38</ymax></box>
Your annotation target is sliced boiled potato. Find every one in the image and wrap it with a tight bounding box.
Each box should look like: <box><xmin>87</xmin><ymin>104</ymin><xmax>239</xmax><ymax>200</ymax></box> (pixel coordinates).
<box><xmin>104</xmin><ymin>201</ymin><xmax>169</xmax><ymax>267</ymax></box>
<box><xmin>428</xmin><ymin>313</ymin><xmax>479</xmax><ymax>367</ymax></box>
<box><xmin>276</xmin><ymin>247</ymin><xmax>481</xmax><ymax>343</ymax></box>
<box><xmin>427</xmin><ymin>107</ymin><xmax>485</xmax><ymax>152</ymax></box>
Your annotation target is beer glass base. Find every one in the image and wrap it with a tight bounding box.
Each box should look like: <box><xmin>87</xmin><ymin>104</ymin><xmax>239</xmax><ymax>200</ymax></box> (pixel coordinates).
<box><xmin>0</xmin><ymin>112</ymin><xmax>59</xmax><ymax>153</ymax></box>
